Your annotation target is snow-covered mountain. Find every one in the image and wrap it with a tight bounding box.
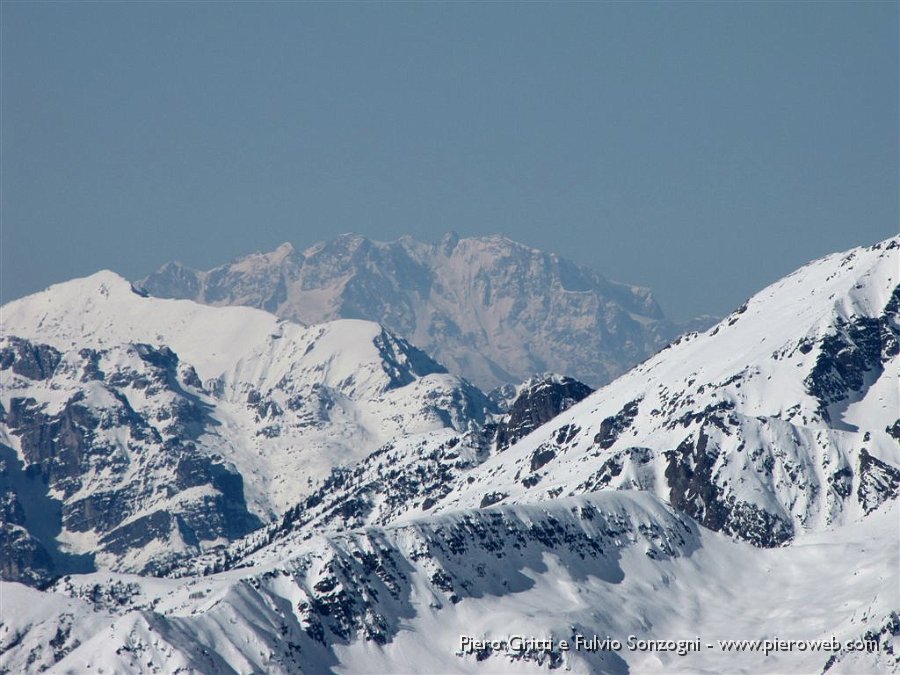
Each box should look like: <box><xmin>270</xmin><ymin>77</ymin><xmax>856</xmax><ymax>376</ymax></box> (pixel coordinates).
<box><xmin>1</xmin><ymin>237</ymin><xmax>898</xmax><ymax>674</ymax></box>
<box><xmin>0</xmin><ymin>272</ymin><xmax>492</xmax><ymax>580</ymax></box>
<box><xmin>139</xmin><ymin>233</ymin><xmax>709</xmax><ymax>390</ymax></box>
<box><xmin>160</xmin><ymin>373</ymin><xmax>596</xmax><ymax>578</ymax></box>
<box><xmin>204</xmin><ymin>236</ymin><xmax>900</xmax><ymax>566</ymax></box>
<box><xmin>414</xmin><ymin>236</ymin><xmax>900</xmax><ymax>545</ymax></box>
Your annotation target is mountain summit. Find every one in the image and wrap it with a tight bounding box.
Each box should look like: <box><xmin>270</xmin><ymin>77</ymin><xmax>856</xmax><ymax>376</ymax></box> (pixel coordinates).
<box><xmin>140</xmin><ymin>233</ymin><xmax>705</xmax><ymax>389</ymax></box>
<box><xmin>0</xmin><ymin>272</ymin><xmax>491</xmax><ymax>580</ymax></box>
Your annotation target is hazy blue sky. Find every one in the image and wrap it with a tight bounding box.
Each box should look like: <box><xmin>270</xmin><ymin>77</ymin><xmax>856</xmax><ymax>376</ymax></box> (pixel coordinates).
<box><xmin>2</xmin><ymin>2</ymin><xmax>897</xmax><ymax>320</ymax></box>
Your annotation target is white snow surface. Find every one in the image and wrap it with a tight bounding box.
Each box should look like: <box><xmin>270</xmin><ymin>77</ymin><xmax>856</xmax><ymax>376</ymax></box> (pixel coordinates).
<box><xmin>1</xmin><ymin>272</ymin><xmax>487</xmax><ymax>569</ymax></box>
<box><xmin>1</xmin><ymin>493</ymin><xmax>897</xmax><ymax>674</ymax></box>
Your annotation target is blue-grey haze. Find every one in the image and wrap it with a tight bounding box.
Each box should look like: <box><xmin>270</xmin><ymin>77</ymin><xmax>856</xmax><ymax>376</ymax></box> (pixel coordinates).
<box><xmin>1</xmin><ymin>2</ymin><xmax>897</xmax><ymax>321</ymax></box>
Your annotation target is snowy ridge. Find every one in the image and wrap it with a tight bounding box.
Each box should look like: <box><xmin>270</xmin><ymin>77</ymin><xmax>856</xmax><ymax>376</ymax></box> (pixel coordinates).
<box><xmin>1</xmin><ymin>270</ymin><xmax>445</xmax><ymax>397</ymax></box>
<box><xmin>2</xmin><ymin>494</ymin><xmax>896</xmax><ymax>674</ymax></box>
<box><xmin>411</xmin><ymin>238</ymin><xmax>900</xmax><ymax>544</ymax></box>
<box><xmin>165</xmin><ymin>373</ymin><xmax>596</xmax><ymax>579</ymax></box>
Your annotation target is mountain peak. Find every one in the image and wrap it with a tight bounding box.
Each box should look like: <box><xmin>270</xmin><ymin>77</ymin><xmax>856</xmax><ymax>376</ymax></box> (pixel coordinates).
<box><xmin>139</xmin><ymin>233</ymin><xmax>690</xmax><ymax>389</ymax></box>
<box><xmin>66</xmin><ymin>268</ymin><xmax>131</xmax><ymax>288</ymax></box>
<box><xmin>21</xmin><ymin>270</ymin><xmax>136</xmax><ymax>306</ymax></box>
<box><xmin>272</xmin><ymin>241</ymin><xmax>295</xmax><ymax>257</ymax></box>
<box><xmin>439</xmin><ymin>230</ymin><xmax>460</xmax><ymax>254</ymax></box>
<box><xmin>1</xmin><ymin>276</ymin><xmax>491</xmax><ymax>575</ymax></box>
<box><xmin>3</xmin><ymin>236</ymin><xmax>898</xmax><ymax>675</ymax></box>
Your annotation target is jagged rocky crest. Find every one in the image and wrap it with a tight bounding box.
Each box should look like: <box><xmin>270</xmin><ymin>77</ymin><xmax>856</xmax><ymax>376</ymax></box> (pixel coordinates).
<box><xmin>495</xmin><ymin>375</ymin><xmax>595</xmax><ymax>452</ymax></box>
<box><xmin>139</xmin><ymin>233</ymin><xmax>711</xmax><ymax>390</ymax></box>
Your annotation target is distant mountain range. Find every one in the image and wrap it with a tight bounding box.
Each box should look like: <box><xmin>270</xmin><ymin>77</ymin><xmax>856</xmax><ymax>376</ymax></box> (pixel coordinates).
<box><xmin>139</xmin><ymin>233</ymin><xmax>713</xmax><ymax>390</ymax></box>
<box><xmin>1</xmin><ymin>236</ymin><xmax>897</xmax><ymax>674</ymax></box>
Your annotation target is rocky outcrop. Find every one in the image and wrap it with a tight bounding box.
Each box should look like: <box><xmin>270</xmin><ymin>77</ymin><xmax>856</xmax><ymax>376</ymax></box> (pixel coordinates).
<box><xmin>858</xmin><ymin>448</ymin><xmax>900</xmax><ymax>515</ymax></box>
<box><xmin>495</xmin><ymin>375</ymin><xmax>593</xmax><ymax>451</ymax></box>
<box><xmin>664</xmin><ymin>428</ymin><xmax>794</xmax><ymax>547</ymax></box>
<box><xmin>0</xmin><ymin>338</ymin><xmax>262</xmax><ymax>583</ymax></box>
<box><xmin>0</xmin><ymin>337</ymin><xmax>62</xmax><ymax>381</ymax></box>
<box><xmin>804</xmin><ymin>300</ymin><xmax>899</xmax><ymax>423</ymax></box>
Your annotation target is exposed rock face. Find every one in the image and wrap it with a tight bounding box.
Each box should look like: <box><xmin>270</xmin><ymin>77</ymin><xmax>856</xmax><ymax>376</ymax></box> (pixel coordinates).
<box><xmin>495</xmin><ymin>375</ymin><xmax>593</xmax><ymax>451</ymax></box>
<box><xmin>0</xmin><ymin>337</ymin><xmax>62</xmax><ymax>380</ymax></box>
<box><xmin>664</xmin><ymin>428</ymin><xmax>794</xmax><ymax>547</ymax></box>
<box><xmin>804</xmin><ymin>295</ymin><xmax>900</xmax><ymax>423</ymax></box>
<box><xmin>593</xmin><ymin>398</ymin><xmax>641</xmax><ymax>449</ymax></box>
<box><xmin>1</xmin><ymin>338</ymin><xmax>262</xmax><ymax>578</ymax></box>
<box><xmin>858</xmin><ymin>448</ymin><xmax>900</xmax><ymax>514</ymax></box>
<box><xmin>0</xmin><ymin>461</ymin><xmax>56</xmax><ymax>587</ymax></box>
<box><xmin>139</xmin><ymin>234</ymin><xmax>709</xmax><ymax>390</ymax></box>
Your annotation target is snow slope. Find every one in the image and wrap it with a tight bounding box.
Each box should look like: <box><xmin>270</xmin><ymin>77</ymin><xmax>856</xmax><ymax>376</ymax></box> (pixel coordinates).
<box><xmin>2</xmin><ymin>493</ymin><xmax>896</xmax><ymax>674</ymax></box>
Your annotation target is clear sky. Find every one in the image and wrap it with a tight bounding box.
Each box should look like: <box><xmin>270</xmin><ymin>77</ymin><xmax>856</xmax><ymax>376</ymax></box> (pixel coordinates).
<box><xmin>2</xmin><ymin>2</ymin><xmax>897</xmax><ymax>320</ymax></box>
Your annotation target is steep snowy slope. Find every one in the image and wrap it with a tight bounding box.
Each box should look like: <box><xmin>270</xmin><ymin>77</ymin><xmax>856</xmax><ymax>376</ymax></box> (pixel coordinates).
<box><xmin>165</xmin><ymin>374</ymin><xmax>596</xmax><ymax>578</ymax></box>
<box><xmin>413</xmin><ymin>237</ymin><xmax>900</xmax><ymax>545</ymax></box>
<box><xmin>2</xmin><ymin>494</ymin><xmax>896</xmax><ymax>674</ymax></box>
<box><xmin>140</xmin><ymin>233</ymin><xmax>711</xmax><ymax>389</ymax></box>
<box><xmin>0</xmin><ymin>272</ymin><xmax>491</xmax><ymax>578</ymax></box>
